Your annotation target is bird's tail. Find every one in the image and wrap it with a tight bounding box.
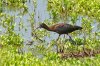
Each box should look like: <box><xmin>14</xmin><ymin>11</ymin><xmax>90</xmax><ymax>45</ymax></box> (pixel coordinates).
<box><xmin>74</xmin><ymin>26</ymin><xmax>82</xmax><ymax>30</ymax></box>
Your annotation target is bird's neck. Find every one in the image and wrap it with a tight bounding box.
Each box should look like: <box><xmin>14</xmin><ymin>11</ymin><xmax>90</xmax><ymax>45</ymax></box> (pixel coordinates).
<box><xmin>42</xmin><ymin>25</ymin><xmax>52</xmax><ymax>31</ymax></box>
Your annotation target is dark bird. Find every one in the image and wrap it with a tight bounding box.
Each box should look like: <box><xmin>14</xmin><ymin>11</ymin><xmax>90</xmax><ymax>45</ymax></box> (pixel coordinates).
<box><xmin>37</xmin><ymin>23</ymin><xmax>82</xmax><ymax>53</ymax></box>
<box><xmin>38</xmin><ymin>23</ymin><xmax>82</xmax><ymax>39</ymax></box>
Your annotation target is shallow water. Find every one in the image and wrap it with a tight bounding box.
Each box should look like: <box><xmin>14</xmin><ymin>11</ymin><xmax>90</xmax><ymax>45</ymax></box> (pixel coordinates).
<box><xmin>0</xmin><ymin>0</ymin><xmax>99</xmax><ymax>56</ymax></box>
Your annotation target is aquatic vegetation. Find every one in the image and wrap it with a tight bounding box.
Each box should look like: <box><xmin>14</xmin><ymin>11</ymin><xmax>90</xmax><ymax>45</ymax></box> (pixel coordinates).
<box><xmin>0</xmin><ymin>0</ymin><xmax>100</xmax><ymax>66</ymax></box>
<box><xmin>1</xmin><ymin>46</ymin><xmax>100</xmax><ymax>66</ymax></box>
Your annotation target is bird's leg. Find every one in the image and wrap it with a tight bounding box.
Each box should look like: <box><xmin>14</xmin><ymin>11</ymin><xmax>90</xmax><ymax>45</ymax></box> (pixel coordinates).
<box><xmin>83</xmin><ymin>33</ymin><xmax>86</xmax><ymax>53</ymax></box>
<box><xmin>67</xmin><ymin>34</ymin><xmax>73</xmax><ymax>41</ymax></box>
<box><xmin>59</xmin><ymin>35</ymin><xmax>64</xmax><ymax>53</ymax></box>
<box><xmin>67</xmin><ymin>34</ymin><xmax>76</xmax><ymax>45</ymax></box>
<box><xmin>60</xmin><ymin>45</ymin><xmax>64</xmax><ymax>53</ymax></box>
<box><xmin>68</xmin><ymin>35</ymin><xmax>72</xmax><ymax>39</ymax></box>
<box><xmin>67</xmin><ymin>34</ymin><xmax>76</xmax><ymax>55</ymax></box>
<box><xmin>57</xmin><ymin>34</ymin><xmax>60</xmax><ymax>41</ymax></box>
<box><xmin>56</xmin><ymin>34</ymin><xmax>60</xmax><ymax>53</ymax></box>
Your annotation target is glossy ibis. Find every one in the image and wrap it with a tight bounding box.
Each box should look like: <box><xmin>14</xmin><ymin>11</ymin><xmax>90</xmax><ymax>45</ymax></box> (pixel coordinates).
<box><xmin>37</xmin><ymin>23</ymin><xmax>82</xmax><ymax>53</ymax></box>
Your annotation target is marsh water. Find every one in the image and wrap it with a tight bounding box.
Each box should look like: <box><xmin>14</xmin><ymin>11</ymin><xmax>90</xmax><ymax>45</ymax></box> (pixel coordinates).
<box><xmin>1</xmin><ymin>0</ymin><xmax>100</xmax><ymax>57</ymax></box>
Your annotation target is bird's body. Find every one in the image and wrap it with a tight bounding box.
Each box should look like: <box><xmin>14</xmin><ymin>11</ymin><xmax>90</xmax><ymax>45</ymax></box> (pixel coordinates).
<box><xmin>38</xmin><ymin>23</ymin><xmax>82</xmax><ymax>53</ymax></box>
<box><xmin>39</xmin><ymin>23</ymin><xmax>82</xmax><ymax>35</ymax></box>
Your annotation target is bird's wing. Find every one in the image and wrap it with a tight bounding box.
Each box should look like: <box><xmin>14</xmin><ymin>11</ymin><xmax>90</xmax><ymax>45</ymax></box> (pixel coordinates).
<box><xmin>56</xmin><ymin>24</ymin><xmax>73</xmax><ymax>29</ymax></box>
<box><xmin>54</xmin><ymin>24</ymin><xmax>74</xmax><ymax>33</ymax></box>
<box><xmin>50</xmin><ymin>23</ymin><xmax>65</xmax><ymax>30</ymax></box>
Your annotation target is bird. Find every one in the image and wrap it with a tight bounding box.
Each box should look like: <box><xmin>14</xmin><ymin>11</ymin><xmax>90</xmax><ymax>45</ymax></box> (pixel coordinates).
<box><xmin>37</xmin><ymin>23</ymin><xmax>82</xmax><ymax>39</ymax></box>
<box><xmin>36</xmin><ymin>23</ymin><xmax>82</xmax><ymax>53</ymax></box>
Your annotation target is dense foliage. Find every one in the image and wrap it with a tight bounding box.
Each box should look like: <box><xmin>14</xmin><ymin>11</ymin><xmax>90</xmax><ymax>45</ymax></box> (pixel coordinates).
<box><xmin>1</xmin><ymin>45</ymin><xmax>100</xmax><ymax>66</ymax></box>
<box><xmin>0</xmin><ymin>0</ymin><xmax>100</xmax><ymax>66</ymax></box>
<box><xmin>48</xmin><ymin>0</ymin><xmax>100</xmax><ymax>22</ymax></box>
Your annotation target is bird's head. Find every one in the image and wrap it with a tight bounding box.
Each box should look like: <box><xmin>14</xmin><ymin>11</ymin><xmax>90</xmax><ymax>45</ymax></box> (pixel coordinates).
<box><xmin>36</xmin><ymin>23</ymin><xmax>48</xmax><ymax>29</ymax></box>
<box><xmin>39</xmin><ymin>23</ymin><xmax>47</xmax><ymax>28</ymax></box>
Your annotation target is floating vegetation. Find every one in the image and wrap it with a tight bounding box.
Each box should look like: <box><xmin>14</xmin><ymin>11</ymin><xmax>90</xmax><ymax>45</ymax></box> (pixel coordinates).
<box><xmin>0</xmin><ymin>0</ymin><xmax>100</xmax><ymax>65</ymax></box>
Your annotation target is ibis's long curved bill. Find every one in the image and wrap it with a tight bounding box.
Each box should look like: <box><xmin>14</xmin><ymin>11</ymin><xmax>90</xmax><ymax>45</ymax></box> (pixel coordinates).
<box><xmin>35</xmin><ymin>27</ymin><xmax>40</xmax><ymax>30</ymax></box>
<box><xmin>33</xmin><ymin>27</ymin><xmax>43</xmax><ymax>42</ymax></box>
